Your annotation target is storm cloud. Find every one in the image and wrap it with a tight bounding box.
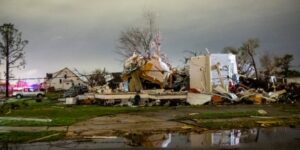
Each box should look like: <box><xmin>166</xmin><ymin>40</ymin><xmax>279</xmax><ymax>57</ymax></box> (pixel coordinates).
<box><xmin>0</xmin><ymin>0</ymin><xmax>299</xmax><ymax>79</ymax></box>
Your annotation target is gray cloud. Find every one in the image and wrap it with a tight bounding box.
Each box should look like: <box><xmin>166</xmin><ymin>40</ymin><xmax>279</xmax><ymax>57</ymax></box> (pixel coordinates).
<box><xmin>0</xmin><ymin>0</ymin><xmax>299</xmax><ymax>79</ymax></box>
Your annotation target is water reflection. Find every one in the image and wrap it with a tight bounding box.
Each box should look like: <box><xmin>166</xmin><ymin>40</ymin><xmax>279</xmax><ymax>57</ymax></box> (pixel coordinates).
<box><xmin>2</xmin><ymin>127</ymin><xmax>300</xmax><ymax>149</ymax></box>
<box><xmin>188</xmin><ymin>129</ymin><xmax>243</xmax><ymax>147</ymax></box>
<box><xmin>124</xmin><ymin>127</ymin><xmax>300</xmax><ymax>149</ymax></box>
<box><xmin>125</xmin><ymin>133</ymin><xmax>172</xmax><ymax>148</ymax></box>
<box><xmin>181</xmin><ymin>127</ymin><xmax>299</xmax><ymax>149</ymax></box>
<box><xmin>187</xmin><ymin>128</ymin><xmax>260</xmax><ymax>147</ymax></box>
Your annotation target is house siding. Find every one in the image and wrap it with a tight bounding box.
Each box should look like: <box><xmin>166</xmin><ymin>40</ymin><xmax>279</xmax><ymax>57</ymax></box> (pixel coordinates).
<box><xmin>46</xmin><ymin>68</ymin><xmax>86</xmax><ymax>91</ymax></box>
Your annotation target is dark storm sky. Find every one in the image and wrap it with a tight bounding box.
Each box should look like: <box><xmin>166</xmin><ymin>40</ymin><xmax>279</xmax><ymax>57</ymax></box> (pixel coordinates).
<box><xmin>0</xmin><ymin>0</ymin><xmax>299</xmax><ymax>79</ymax></box>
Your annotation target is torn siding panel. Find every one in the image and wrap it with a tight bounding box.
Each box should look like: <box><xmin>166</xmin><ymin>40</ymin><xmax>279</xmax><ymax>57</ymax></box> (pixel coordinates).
<box><xmin>211</xmin><ymin>54</ymin><xmax>238</xmax><ymax>92</ymax></box>
<box><xmin>189</xmin><ymin>55</ymin><xmax>211</xmax><ymax>93</ymax></box>
<box><xmin>189</xmin><ymin>54</ymin><xmax>238</xmax><ymax>93</ymax></box>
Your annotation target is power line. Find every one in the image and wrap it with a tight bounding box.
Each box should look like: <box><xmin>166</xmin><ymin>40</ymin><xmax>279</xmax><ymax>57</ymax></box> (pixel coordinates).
<box><xmin>0</xmin><ymin>69</ymin><xmax>169</xmax><ymax>81</ymax></box>
<box><xmin>0</xmin><ymin>73</ymin><xmax>99</xmax><ymax>81</ymax></box>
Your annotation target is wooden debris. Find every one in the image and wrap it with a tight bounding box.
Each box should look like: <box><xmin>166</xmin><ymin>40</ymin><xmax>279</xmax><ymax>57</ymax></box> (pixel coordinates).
<box><xmin>0</xmin><ymin>117</ymin><xmax>52</xmax><ymax>122</ymax></box>
<box><xmin>257</xmin><ymin>109</ymin><xmax>268</xmax><ymax>115</ymax></box>
<box><xmin>28</xmin><ymin>133</ymin><xmax>60</xmax><ymax>143</ymax></box>
<box><xmin>84</xmin><ymin>136</ymin><xmax>118</xmax><ymax>139</ymax></box>
<box><xmin>256</xmin><ymin>120</ymin><xmax>280</xmax><ymax>127</ymax></box>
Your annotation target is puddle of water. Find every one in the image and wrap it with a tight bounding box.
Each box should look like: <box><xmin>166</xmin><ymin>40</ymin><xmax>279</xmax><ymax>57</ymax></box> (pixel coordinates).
<box><xmin>2</xmin><ymin>127</ymin><xmax>300</xmax><ymax>149</ymax></box>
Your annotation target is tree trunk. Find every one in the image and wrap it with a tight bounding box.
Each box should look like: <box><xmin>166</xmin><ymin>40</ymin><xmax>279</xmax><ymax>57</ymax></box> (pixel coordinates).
<box><xmin>5</xmin><ymin>31</ymin><xmax>10</xmax><ymax>98</ymax></box>
<box><xmin>249</xmin><ymin>51</ymin><xmax>258</xmax><ymax>79</ymax></box>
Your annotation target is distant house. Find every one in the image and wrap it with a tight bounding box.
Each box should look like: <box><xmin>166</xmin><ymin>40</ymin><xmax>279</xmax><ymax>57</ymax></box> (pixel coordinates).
<box><xmin>45</xmin><ymin>67</ymin><xmax>86</xmax><ymax>91</ymax></box>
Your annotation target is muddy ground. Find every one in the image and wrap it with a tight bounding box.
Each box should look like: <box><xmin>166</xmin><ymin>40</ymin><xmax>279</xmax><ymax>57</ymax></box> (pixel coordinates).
<box><xmin>66</xmin><ymin>104</ymin><xmax>300</xmax><ymax>138</ymax></box>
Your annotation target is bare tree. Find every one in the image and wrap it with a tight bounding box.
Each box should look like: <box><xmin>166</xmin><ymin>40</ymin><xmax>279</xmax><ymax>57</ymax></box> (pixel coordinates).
<box><xmin>274</xmin><ymin>54</ymin><xmax>294</xmax><ymax>77</ymax></box>
<box><xmin>223</xmin><ymin>47</ymin><xmax>239</xmax><ymax>54</ymax></box>
<box><xmin>88</xmin><ymin>69</ymin><xmax>107</xmax><ymax>87</ymax></box>
<box><xmin>0</xmin><ymin>23</ymin><xmax>28</xmax><ymax>98</ymax></box>
<box><xmin>260</xmin><ymin>53</ymin><xmax>276</xmax><ymax>76</ymax></box>
<box><xmin>223</xmin><ymin>46</ymin><xmax>252</xmax><ymax>76</ymax></box>
<box><xmin>241</xmin><ymin>38</ymin><xmax>260</xmax><ymax>79</ymax></box>
<box><xmin>117</xmin><ymin>11</ymin><xmax>159</xmax><ymax>58</ymax></box>
<box><xmin>223</xmin><ymin>38</ymin><xmax>260</xmax><ymax>78</ymax></box>
<box><xmin>183</xmin><ymin>49</ymin><xmax>203</xmax><ymax>64</ymax></box>
<box><xmin>74</xmin><ymin>68</ymin><xmax>107</xmax><ymax>87</ymax></box>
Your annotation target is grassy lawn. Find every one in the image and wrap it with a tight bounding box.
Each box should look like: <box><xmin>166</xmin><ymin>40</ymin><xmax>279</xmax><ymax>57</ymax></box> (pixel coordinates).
<box><xmin>178</xmin><ymin>110</ymin><xmax>263</xmax><ymax>120</ymax></box>
<box><xmin>274</xmin><ymin>104</ymin><xmax>300</xmax><ymax>114</ymax></box>
<box><xmin>0</xmin><ymin>99</ymin><xmax>299</xmax><ymax>143</ymax></box>
<box><xmin>0</xmin><ymin>99</ymin><xmax>167</xmax><ymax>126</ymax></box>
<box><xmin>174</xmin><ymin>103</ymin><xmax>300</xmax><ymax>129</ymax></box>
<box><xmin>191</xmin><ymin>117</ymin><xmax>300</xmax><ymax>129</ymax></box>
<box><xmin>1</xmin><ymin>97</ymin><xmax>299</xmax><ymax>128</ymax></box>
<box><xmin>0</xmin><ymin>131</ymin><xmax>64</xmax><ymax>143</ymax></box>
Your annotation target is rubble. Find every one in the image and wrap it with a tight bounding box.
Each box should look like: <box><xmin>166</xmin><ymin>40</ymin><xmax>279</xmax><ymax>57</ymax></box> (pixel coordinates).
<box><xmin>188</xmin><ymin>53</ymin><xmax>241</xmax><ymax>105</ymax></box>
<box><xmin>121</xmin><ymin>33</ymin><xmax>174</xmax><ymax>93</ymax></box>
<box><xmin>122</xmin><ymin>52</ymin><xmax>172</xmax><ymax>92</ymax></box>
<box><xmin>187</xmin><ymin>93</ymin><xmax>211</xmax><ymax>105</ymax></box>
<box><xmin>68</xmin><ymin>41</ymin><xmax>299</xmax><ymax>106</ymax></box>
<box><xmin>90</xmin><ymin>31</ymin><xmax>298</xmax><ymax>105</ymax></box>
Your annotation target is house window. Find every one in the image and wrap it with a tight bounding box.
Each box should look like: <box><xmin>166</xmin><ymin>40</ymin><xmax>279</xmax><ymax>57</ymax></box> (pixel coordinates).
<box><xmin>64</xmin><ymin>74</ymin><xmax>67</xmax><ymax>79</ymax></box>
<box><xmin>59</xmin><ymin>79</ymin><xmax>62</xmax><ymax>84</ymax></box>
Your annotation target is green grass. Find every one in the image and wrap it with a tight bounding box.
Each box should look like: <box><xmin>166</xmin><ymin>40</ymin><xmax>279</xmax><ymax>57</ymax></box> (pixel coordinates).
<box><xmin>194</xmin><ymin>117</ymin><xmax>300</xmax><ymax>129</ymax></box>
<box><xmin>275</xmin><ymin>103</ymin><xmax>300</xmax><ymax>114</ymax></box>
<box><xmin>45</xmin><ymin>91</ymin><xmax>64</xmax><ymax>101</ymax></box>
<box><xmin>0</xmin><ymin>120</ymin><xmax>50</xmax><ymax>126</ymax></box>
<box><xmin>197</xmin><ymin>119</ymin><xmax>258</xmax><ymax>129</ymax></box>
<box><xmin>175</xmin><ymin>110</ymin><xmax>263</xmax><ymax>121</ymax></box>
<box><xmin>196</xmin><ymin>111</ymin><xmax>262</xmax><ymax>119</ymax></box>
<box><xmin>0</xmin><ymin>99</ymin><xmax>167</xmax><ymax>126</ymax></box>
<box><xmin>174</xmin><ymin>104</ymin><xmax>300</xmax><ymax>129</ymax></box>
<box><xmin>0</xmin><ymin>131</ymin><xmax>64</xmax><ymax>143</ymax></box>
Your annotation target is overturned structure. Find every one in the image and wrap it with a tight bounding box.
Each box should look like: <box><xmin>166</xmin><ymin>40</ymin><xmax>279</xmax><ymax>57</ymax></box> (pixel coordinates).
<box><xmin>122</xmin><ymin>34</ymin><xmax>172</xmax><ymax>92</ymax></box>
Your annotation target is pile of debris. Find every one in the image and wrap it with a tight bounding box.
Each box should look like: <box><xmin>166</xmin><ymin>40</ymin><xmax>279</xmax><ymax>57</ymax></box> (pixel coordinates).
<box><xmin>234</xmin><ymin>77</ymin><xmax>300</xmax><ymax>104</ymax></box>
<box><xmin>120</xmin><ymin>33</ymin><xmax>188</xmax><ymax>93</ymax></box>
<box><xmin>187</xmin><ymin>53</ymin><xmax>300</xmax><ymax>105</ymax></box>
<box><xmin>63</xmin><ymin>31</ymin><xmax>299</xmax><ymax>106</ymax></box>
<box><xmin>63</xmin><ymin>50</ymin><xmax>299</xmax><ymax>106</ymax></box>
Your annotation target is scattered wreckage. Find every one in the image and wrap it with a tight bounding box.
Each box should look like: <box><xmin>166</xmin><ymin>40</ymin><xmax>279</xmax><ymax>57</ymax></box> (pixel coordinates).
<box><xmin>60</xmin><ymin>37</ymin><xmax>299</xmax><ymax>106</ymax></box>
<box><xmin>61</xmin><ymin>52</ymin><xmax>299</xmax><ymax>106</ymax></box>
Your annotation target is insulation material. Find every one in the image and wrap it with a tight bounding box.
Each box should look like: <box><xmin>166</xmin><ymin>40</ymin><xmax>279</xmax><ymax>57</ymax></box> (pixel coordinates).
<box><xmin>141</xmin><ymin>59</ymin><xmax>165</xmax><ymax>86</ymax></box>
<box><xmin>66</xmin><ymin>97</ymin><xmax>76</xmax><ymax>105</ymax></box>
<box><xmin>129</xmin><ymin>71</ymin><xmax>143</xmax><ymax>92</ymax></box>
<box><xmin>187</xmin><ymin>93</ymin><xmax>212</xmax><ymax>105</ymax></box>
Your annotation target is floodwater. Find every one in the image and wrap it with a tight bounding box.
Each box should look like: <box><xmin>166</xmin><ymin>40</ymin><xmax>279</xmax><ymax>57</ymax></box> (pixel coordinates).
<box><xmin>1</xmin><ymin>127</ymin><xmax>300</xmax><ymax>150</ymax></box>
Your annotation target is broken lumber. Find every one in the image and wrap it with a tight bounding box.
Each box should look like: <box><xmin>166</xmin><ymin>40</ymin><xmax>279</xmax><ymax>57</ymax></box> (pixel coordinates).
<box><xmin>28</xmin><ymin>133</ymin><xmax>60</xmax><ymax>143</ymax></box>
<box><xmin>0</xmin><ymin>117</ymin><xmax>52</xmax><ymax>122</ymax></box>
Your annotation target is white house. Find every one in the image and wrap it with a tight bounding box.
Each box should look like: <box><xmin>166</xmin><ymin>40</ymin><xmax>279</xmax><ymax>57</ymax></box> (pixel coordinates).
<box><xmin>45</xmin><ymin>67</ymin><xmax>86</xmax><ymax>91</ymax></box>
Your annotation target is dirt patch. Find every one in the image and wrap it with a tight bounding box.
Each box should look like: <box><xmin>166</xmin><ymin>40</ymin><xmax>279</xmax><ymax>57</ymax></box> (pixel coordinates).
<box><xmin>66</xmin><ymin>114</ymin><xmax>188</xmax><ymax>138</ymax></box>
<box><xmin>65</xmin><ymin>104</ymin><xmax>300</xmax><ymax>138</ymax></box>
